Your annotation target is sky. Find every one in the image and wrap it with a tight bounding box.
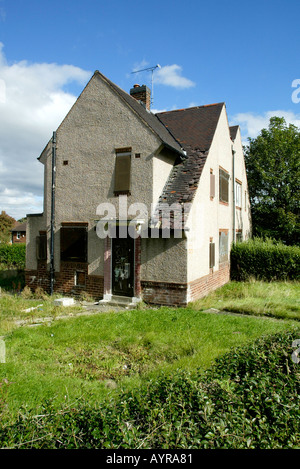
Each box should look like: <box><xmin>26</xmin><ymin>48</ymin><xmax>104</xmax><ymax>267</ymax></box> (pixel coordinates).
<box><xmin>0</xmin><ymin>0</ymin><xmax>300</xmax><ymax>220</ymax></box>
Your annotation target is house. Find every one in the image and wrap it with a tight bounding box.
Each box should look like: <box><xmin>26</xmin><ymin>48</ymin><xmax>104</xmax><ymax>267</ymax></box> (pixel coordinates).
<box><xmin>25</xmin><ymin>70</ymin><xmax>251</xmax><ymax>306</ymax></box>
<box><xmin>11</xmin><ymin>222</ymin><xmax>27</xmax><ymax>244</ymax></box>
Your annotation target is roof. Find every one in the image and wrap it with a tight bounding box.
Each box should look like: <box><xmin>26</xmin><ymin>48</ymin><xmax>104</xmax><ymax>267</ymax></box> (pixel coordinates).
<box><xmin>152</xmin><ymin>104</ymin><xmax>224</xmax><ymax>227</ymax></box>
<box><xmin>11</xmin><ymin>222</ymin><xmax>27</xmax><ymax>232</ymax></box>
<box><xmin>156</xmin><ymin>103</ymin><xmax>224</xmax><ymax>152</ymax></box>
<box><xmin>229</xmin><ymin>125</ymin><xmax>239</xmax><ymax>141</ymax></box>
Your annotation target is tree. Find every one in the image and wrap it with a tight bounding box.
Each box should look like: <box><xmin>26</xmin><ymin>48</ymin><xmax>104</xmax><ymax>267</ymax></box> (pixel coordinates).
<box><xmin>0</xmin><ymin>211</ymin><xmax>16</xmax><ymax>244</ymax></box>
<box><xmin>244</xmin><ymin>117</ymin><xmax>300</xmax><ymax>245</ymax></box>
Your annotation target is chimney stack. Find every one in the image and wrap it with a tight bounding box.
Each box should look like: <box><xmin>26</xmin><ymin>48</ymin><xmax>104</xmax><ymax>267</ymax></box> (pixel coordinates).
<box><xmin>130</xmin><ymin>84</ymin><xmax>151</xmax><ymax>111</ymax></box>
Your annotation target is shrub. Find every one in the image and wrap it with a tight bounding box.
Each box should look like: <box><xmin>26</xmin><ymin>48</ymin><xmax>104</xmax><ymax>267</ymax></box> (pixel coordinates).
<box><xmin>0</xmin><ymin>244</ymin><xmax>26</xmax><ymax>270</ymax></box>
<box><xmin>0</xmin><ymin>329</ymin><xmax>299</xmax><ymax>449</ymax></box>
<box><xmin>230</xmin><ymin>238</ymin><xmax>300</xmax><ymax>281</ymax></box>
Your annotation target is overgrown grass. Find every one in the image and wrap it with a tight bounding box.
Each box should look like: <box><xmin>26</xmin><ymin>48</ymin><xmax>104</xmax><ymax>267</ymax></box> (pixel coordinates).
<box><xmin>0</xmin><ymin>290</ymin><xmax>84</xmax><ymax>336</ymax></box>
<box><xmin>193</xmin><ymin>280</ymin><xmax>300</xmax><ymax>321</ymax></box>
<box><xmin>0</xmin><ymin>280</ymin><xmax>299</xmax><ymax>425</ymax></box>
<box><xmin>1</xmin><ymin>297</ymin><xmax>299</xmax><ymax>419</ymax></box>
<box><xmin>1</xmin><ymin>329</ymin><xmax>299</xmax><ymax>449</ymax></box>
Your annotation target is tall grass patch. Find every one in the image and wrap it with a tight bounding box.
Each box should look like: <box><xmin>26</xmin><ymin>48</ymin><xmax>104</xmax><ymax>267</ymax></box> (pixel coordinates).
<box><xmin>193</xmin><ymin>280</ymin><xmax>300</xmax><ymax>321</ymax></box>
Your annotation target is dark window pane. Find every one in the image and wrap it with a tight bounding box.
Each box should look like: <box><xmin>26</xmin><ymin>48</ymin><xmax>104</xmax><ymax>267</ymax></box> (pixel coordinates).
<box><xmin>61</xmin><ymin>227</ymin><xmax>87</xmax><ymax>262</ymax></box>
<box><xmin>36</xmin><ymin>234</ymin><xmax>47</xmax><ymax>260</ymax></box>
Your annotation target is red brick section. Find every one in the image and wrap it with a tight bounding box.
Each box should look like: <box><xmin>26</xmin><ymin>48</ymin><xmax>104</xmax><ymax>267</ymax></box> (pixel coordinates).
<box><xmin>25</xmin><ymin>261</ymin><xmax>104</xmax><ymax>300</ymax></box>
<box><xmin>189</xmin><ymin>263</ymin><xmax>230</xmax><ymax>301</ymax></box>
<box><xmin>141</xmin><ymin>281</ymin><xmax>187</xmax><ymax>307</ymax></box>
<box><xmin>141</xmin><ymin>263</ymin><xmax>230</xmax><ymax>307</ymax></box>
<box><xmin>25</xmin><ymin>258</ymin><xmax>229</xmax><ymax>306</ymax></box>
<box><xmin>12</xmin><ymin>232</ymin><xmax>26</xmax><ymax>244</ymax></box>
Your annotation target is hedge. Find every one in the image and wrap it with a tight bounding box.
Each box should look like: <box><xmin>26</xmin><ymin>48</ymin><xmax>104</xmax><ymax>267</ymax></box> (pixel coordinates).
<box><xmin>0</xmin><ymin>244</ymin><xmax>26</xmax><ymax>270</ymax></box>
<box><xmin>230</xmin><ymin>238</ymin><xmax>300</xmax><ymax>281</ymax></box>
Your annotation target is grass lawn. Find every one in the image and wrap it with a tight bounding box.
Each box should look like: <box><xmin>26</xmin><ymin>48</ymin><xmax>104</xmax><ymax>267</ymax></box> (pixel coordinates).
<box><xmin>192</xmin><ymin>280</ymin><xmax>300</xmax><ymax>321</ymax></box>
<box><xmin>0</xmin><ymin>280</ymin><xmax>299</xmax><ymax>420</ymax></box>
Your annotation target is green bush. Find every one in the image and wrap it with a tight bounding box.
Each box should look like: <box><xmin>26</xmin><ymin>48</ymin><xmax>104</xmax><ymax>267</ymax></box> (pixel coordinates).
<box><xmin>230</xmin><ymin>238</ymin><xmax>300</xmax><ymax>281</ymax></box>
<box><xmin>0</xmin><ymin>244</ymin><xmax>26</xmax><ymax>270</ymax></box>
<box><xmin>1</xmin><ymin>329</ymin><xmax>299</xmax><ymax>449</ymax></box>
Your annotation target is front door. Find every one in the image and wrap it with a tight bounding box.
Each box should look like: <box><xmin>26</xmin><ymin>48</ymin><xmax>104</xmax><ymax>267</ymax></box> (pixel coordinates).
<box><xmin>112</xmin><ymin>229</ymin><xmax>134</xmax><ymax>297</ymax></box>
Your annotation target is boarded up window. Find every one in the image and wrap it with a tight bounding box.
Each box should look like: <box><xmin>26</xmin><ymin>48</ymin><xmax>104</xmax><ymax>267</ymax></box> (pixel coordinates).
<box><xmin>114</xmin><ymin>149</ymin><xmax>131</xmax><ymax>194</ymax></box>
<box><xmin>210</xmin><ymin>172</ymin><xmax>215</xmax><ymax>199</ymax></box>
<box><xmin>219</xmin><ymin>168</ymin><xmax>229</xmax><ymax>203</ymax></box>
<box><xmin>60</xmin><ymin>227</ymin><xmax>87</xmax><ymax>262</ymax></box>
<box><xmin>36</xmin><ymin>233</ymin><xmax>47</xmax><ymax>260</ymax></box>
<box><xmin>219</xmin><ymin>230</ymin><xmax>229</xmax><ymax>263</ymax></box>
<box><xmin>209</xmin><ymin>242</ymin><xmax>215</xmax><ymax>268</ymax></box>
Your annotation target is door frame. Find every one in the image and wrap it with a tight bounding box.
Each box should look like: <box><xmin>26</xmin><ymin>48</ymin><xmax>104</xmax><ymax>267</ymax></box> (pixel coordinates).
<box><xmin>103</xmin><ymin>221</ymin><xmax>142</xmax><ymax>301</ymax></box>
<box><xmin>111</xmin><ymin>233</ymin><xmax>135</xmax><ymax>297</ymax></box>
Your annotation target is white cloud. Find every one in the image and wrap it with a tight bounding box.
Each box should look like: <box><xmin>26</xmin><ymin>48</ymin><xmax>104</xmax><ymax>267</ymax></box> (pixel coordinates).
<box><xmin>154</xmin><ymin>64</ymin><xmax>195</xmax><ymax>89</ymax></box>
<box><xmin>230</xmin><ymin>109</ymin><xmax>300</xmax><ymax>144</ymax></box>
<box><xmin>0</xmin><ymin>43</ymin><xmax>91</xmax><ymax>220</ymax></box>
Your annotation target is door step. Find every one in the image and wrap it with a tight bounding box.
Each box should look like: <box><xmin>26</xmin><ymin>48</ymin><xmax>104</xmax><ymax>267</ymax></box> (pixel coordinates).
<box><xmin>99</xmin><ymin>295</ymin><xmax>141</xmax><ymax>308</ymax></box>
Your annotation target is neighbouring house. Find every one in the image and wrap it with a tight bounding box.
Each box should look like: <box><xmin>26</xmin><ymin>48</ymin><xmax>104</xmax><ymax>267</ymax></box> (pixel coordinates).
<box><xmin>11</xmin><ymin>222</ymin><xmax>27</xmax><ymax>244</ymax></box>
<box><xmin>25</xmin><ymin>70</ymin><xmax>251</xmax><ymax>306</ymax></box>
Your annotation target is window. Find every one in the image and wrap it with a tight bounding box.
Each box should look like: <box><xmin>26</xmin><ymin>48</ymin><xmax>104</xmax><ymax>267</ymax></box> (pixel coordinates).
<box><xmin>209</xmin><ymin>242</ymin><xmax>215</xmax><ymax>268</ymax></box>
<box><xmin>36</xmin><ymin>232</ymin><xmax>47</xmax><ymax>260</ymax></box>
<box><xmin>219</xmin><ymin>168</ymin><xmax>229</xmax><ymax>204</ymax></box>
<box><xmin>236</xmin><ymin>231</ymin><xmax>243</xmax><ymax>242</ymax></box>
<box><xmin>219</xmin><ymin>230</ymin><xmax>229</xmax><ymax>263</ymax></box>
<box><xmin>16</xmin><ymin>232</ymin><xmax>21</xmax><ymax>239</ymax></box>
<box><xmin>235</xmin><ymin>180</ymin><xmax>242</xmax><ymax>208</ymax></box>
<box><xmin>210</xmin><ymin>169</ymin><xmax>215</xmax><ymax>199</ymax></box>
<box><xmin>60</xmin><ymin>225</ymin><xmax>87</xmax><ymax>262</ymax></box>
<box><xmin>75</xmin><ymin>270</ymin><xmax>86</xmax><ymax>286</ymax></box>
<box><xmin>114</xmin><ymin>148</ymin><xmax>131</xmax><ymax>194</ymax></box>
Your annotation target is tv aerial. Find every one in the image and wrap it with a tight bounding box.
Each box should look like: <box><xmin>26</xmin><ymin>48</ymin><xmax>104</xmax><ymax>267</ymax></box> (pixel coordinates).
<box><xmin>131</xmin><ymin>64</ymin><xmax>161</xmax><ymax>108</ymax></box>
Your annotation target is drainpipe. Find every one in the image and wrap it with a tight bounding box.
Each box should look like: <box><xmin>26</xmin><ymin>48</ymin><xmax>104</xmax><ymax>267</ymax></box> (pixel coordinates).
<box><xmin>50</xmin><ymin>131</ymin><xmax>56</xmax><ymax>295</ymax></box>
<box><xmin>232</xmin><ymin>145</ymin><xmax>236</xmax><ymax>243</ymax></box>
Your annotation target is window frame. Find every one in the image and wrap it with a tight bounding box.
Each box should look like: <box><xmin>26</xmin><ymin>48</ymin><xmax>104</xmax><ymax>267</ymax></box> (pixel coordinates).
<box><xmin>36</xmin><ymin>232</ymin><xmax>47</xmax><ymax>261</ymax></box>
<box><xmin>114</xmin><ymin>147</ymin><xmax>132</xmax><ymax>195</ymax></box>
<box><xmin>60</xmin><ymin>223</ymin><xmax>88</xmax><ymax>263</ymax></box>
<box><xmin>235</xmin><ymin>179</ymin><xmax>242</xmax><ymax>209</ymax></box>
<box><xmin>219</xmin><ymin>167</ymin><xmax>229</xmax><ymax>204</ymax></box>
<box><xmin>219</xmin><ymin>229</ymin><xmax>229</xmax><ymax>264</ymax></box>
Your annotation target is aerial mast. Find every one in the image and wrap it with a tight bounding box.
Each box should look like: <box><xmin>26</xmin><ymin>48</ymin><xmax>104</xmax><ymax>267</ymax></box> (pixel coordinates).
<box><xmin>131</xmin><ymin>64</ymin><xmax>161</xmax><ymax>108</ymax></box>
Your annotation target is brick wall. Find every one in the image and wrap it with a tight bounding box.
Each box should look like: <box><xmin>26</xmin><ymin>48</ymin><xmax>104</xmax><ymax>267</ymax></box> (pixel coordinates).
<box><xmin>12</xmin><ymin>232</ymin><xmax>26</xmax><ymax>244</ymax></box>
<box><xmin>25</xmin><ymin>261</ymin><xmax>104</xmax><ymax>300</ymax></box>
<box><xmin>188</xmin><ymin>263</ymin><xmax>230</xmax><ymax>302</ymax></box>
<box><xmin>141</xmin><ymin>280</ymin><xmax>188</xmax><ymax>307</ymax></box>
<box><xmin>25</xmin><ymin>257</ymin><xmax>229</xmax><ymax>306</ymax></box>
<box><xmin>141</xmin><ymin>263</ymin><xmax>230</xmax><ymax>307</ymax></box>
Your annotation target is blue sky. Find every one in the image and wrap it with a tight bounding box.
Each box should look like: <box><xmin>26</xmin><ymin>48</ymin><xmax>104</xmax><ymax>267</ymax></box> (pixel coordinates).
<box><xmin>0</xmin><ymin>0</ymin><xmax>300</xmax><ymax>219</ymax></box>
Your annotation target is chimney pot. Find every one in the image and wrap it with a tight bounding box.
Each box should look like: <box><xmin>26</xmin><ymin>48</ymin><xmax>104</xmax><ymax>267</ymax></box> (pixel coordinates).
<box><xmin>130</xmin><ymin>84</ymin><xmax>151</xmax><ymax>111</ymax></box>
